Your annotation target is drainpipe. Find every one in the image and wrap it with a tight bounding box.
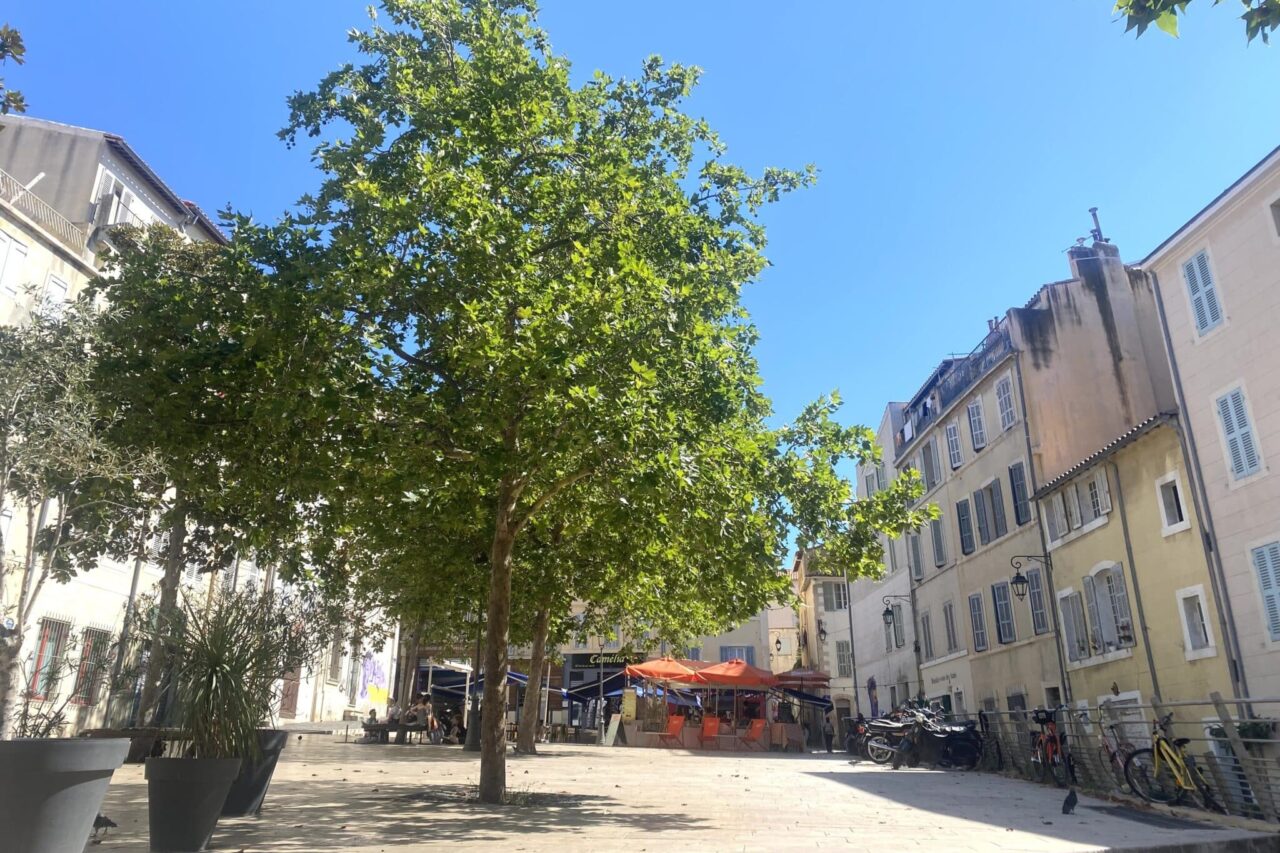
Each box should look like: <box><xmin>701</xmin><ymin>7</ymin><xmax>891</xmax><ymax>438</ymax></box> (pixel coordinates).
<box><xmin>1150</xmin><ymin>271</ymin><xmax>1249</xmax><ymax>701</ymax></box>
<box><xmin>1013</xmin><ymin>353</ymin><xmax>1074</xmax><ymax>702</ymax></box>
<box><xmin>841</xmin><ymin>564</ymin><xmax>861</xmax><ymax>717</ymax></box>
<box><xmin>1107</xmin><ymin>460</ymin><xmax>1161</xmax><ymax>701</ymax></box>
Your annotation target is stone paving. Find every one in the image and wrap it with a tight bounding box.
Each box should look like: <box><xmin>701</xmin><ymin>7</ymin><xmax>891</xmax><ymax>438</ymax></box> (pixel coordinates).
<box><xmin>91</xmin><ymin>738</ymin><xmax>1277</xmax><ymax>852</ymax></box>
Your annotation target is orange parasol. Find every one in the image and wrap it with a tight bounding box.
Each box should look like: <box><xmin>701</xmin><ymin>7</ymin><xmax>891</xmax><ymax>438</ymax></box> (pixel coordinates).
<box><xmin>623</xmin><ymin>657</ymin><xmax>708</xmax><ymax>684</ymax></box>
<box><xmin>775</xmin><ymin>667</ymin><xmax>831</xmax><ymax>689</ymax></box>
<box><xmin>697</xmin><ymin>659</ymin><xmax>779</xmax><ymax>688</ymax></box>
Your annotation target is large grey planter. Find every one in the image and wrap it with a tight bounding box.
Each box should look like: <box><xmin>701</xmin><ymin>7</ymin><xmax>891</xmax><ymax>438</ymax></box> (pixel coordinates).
<box><xmin>221</xmin><ymin>728</ymin><xmax>288</xmax><ymax>816</ymax></box>
<box><xmin>145</xmin><ymin>756</ymin><xmax>241</xmax><ymax>852</ymax></box>
<box><xmin>0</xmin><ymin>737</ymin><xmax>130</xmax><ymax>853</ymax></box>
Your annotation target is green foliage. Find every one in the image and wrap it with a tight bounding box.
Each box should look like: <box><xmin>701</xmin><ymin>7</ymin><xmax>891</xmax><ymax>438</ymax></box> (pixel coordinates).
<box><xmin>1114</xmin><ymin>0</ymin><xmax>1280</xmax><ymax>43</ymax></box>
<box><xmin>140</xmin><ymin>585</ymin><xmax>330</xmax><ymax>759</ymax></box>
<box><xmin>0</xmin><ymin>24</ymin><xmax>25</xmax><ymax>115</ymax></box>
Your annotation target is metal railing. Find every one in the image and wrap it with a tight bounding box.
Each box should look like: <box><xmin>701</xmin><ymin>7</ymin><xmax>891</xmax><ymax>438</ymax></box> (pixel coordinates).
<box><xmin>0</xmin><ymin>167</ymin><xmax>88</xmax><ymax>252</ymax></box>
<box><xmin>971</xmin><ymin>693</ymin><xmax>1280</xmax><ymax>823</ymax></box>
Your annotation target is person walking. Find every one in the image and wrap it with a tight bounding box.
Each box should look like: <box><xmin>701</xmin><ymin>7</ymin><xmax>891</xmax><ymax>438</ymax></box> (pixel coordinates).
<box><xmin>822</xmin><ymin>714</ymin><xmax>835</xmax><ymax>753</ymax></box>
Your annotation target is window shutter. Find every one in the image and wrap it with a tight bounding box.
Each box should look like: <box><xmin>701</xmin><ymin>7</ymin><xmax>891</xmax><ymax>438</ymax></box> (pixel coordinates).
<box><xmin>946</xmin><ymin>422</ymin><xmax>963</xmax><ymax>468</ymax></box>
<box><xmin>996</xmin><ymin>378</ymin><xmax>1016</xmax><ymax>430</ymax></box>
<box><xmin>921</xmin><ymin>614</ymin><xmax>934</xmax><ymax>659</ymax></box>
<box><xmin>1094</xmin><ymin>472</ymin><xmax>1111</xmax><ymax>514</ymax></box>
<box><xmin>1083</xmin><ymin>575</ymin><xmax>1103</xmax><ymax>655</ymax></box>
<box><xmin>909</xmin><ymin>534</ymin><xmax>923</xmax><ymax>579</ymax></box>
<box><xmin>1161</xmin><ymin>483</ymin><xmax>1182</xmax><ymax>527</ymax></box>
<box><xmin>973</xmin><ymin>489</ymin><xmax>991</xmax><ymax>545</ymax></box>
<box><xmin>1251</xmin><ymin>543</ymin><xmax>1280</xmax><ymax>642</ymax></box>
<box><xmin>1183</xmin><ymin>250</ymin><xmax>1224</xmax><ymax>334</ymax></box>
<box><xmin>1009</xmin><ymin>463</ymin><xmax>1030</xmax><ymax>525</ymax></box>
<box><xmin>968</xmin><ymin>594</ymin><xmax>987</xmax><ymax>651</ymax></box>
<box><xmin>968</xmin><ymin>400</ymin><xmax>987</xmax><ymax>450</ymax></box>
<box><xmin>930</xmin><ymin>518</ymin><xmax>946</xmax><ymax>567</ymax></box>
<box><xmin>744</xmin><ymin>647</ymin><xmax>756</xmax><ymax>667</ymax></box>
<box><xmin>957</xmin><ymin>499</ymin><xmax>975</xmax><ymax>555</ymax></box>
<box><xmin>1045</xmin><ymin>495</ymin><xmax>1062</xmax><ymax>541</ymax></box>
<box><xmin>1027</xmin><ymin>569</ymin><xmax>1048</xmax><ymax>634</ymax></box>
<box><xmin>989</xmin><ymin>480</ymin><xmax>1008</xmax><ymax>538</ymax></box>
<box><xmin>1218</xmin><ymin>389</ymin><xmax>1262</xmax><ymax>479</ymax></box>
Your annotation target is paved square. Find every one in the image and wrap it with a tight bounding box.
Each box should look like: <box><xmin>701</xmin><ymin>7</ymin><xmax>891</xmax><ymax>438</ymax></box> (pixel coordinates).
<box><xmin>92</xmin><ymin>738</ymin><xmax>1274</xmax><ymax>851</ymax></box>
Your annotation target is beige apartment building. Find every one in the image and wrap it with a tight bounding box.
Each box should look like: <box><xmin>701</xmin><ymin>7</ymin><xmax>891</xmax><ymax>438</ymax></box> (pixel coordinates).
<box><xmin>1139</xmin><ymin>146</ymin><xmax>1280</xmax><ymax>700</ymax></box>
<box><xmin>0</xmin><ymin>115</ymin><xmax>396</xmax><ymax>731</ymax></box>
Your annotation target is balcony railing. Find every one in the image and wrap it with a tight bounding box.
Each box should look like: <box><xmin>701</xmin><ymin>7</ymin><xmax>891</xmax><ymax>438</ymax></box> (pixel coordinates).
<box><xmin>0</xmin><ymin>167</ymin><xmax>88</xmax><ymax>252</ymax></box>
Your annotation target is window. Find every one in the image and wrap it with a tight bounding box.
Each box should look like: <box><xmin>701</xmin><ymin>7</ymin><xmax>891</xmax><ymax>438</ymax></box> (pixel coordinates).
<box><xmin>0</xmin><ymin>230</ymin><xmax>28</xmax><ymax>296</ymax></box>
<box><xmin>1182</xmin><ymin>250</ymin><xmax>1224</xmax><ymax>336</ymax></box>
<box><xmin>992</xmin><ymin>582</ymin><xmax>1016</xmax><ymax>644</ymax></box>
<box><xmin>1176</xmin><ymin>586</ymin><xmax>1214</xmax><ymax>659</ymax></box>
<box><xmin>1060</xmin><ymin>592</ymin><xmax>1090</xmax><ymax>662</ymax></box>
<box><xmin>720</xmin><ymin>645</ymin><xmax>755</xmax><ymax>666</ymax></box>
<box><xmin>574</xmin><ymin>634</ymin><xmax>587</xmax><ymax>650</ymax></box>
<box><xmin>43</xmin><ymin>274</ymin><xmax>69</xmax><ymax>315</ymax></box>
<box><xmin>1008</xmin><ymin>463</ymin><xmax>1031</xmax><ymax>526</ymax></box>
<box><xmin>823</xmin><ymin>581</ymin><xmax>848</xmax><ymax>611</ymax></box>
<box><xmin>686</xmin><ymin>647</ymin><xmax>702</xmax><ymax>661</ymax></box>
<box><xmin>1084</xmin><ymin>471</ymin><xmax>1111</xmax><ymax>522</ymax></box>
<box><xmin>1216</xmin><ymin>387</ymin><xmax>1263</xmax><ymax>481</ymax></box>
<box><xmin>1250</xmin><ymin>542</ymin><xmax>1280</xmax><ymax>642</ymax></box>
<box><xmin>28</xmin><ymin>618</ymin><xmax>71</xmax><ymax>699</ymax></box>
<box><xmin>942</xmin><ymin>601</ymin><xmax>958</xmax><ymax>653</ymax></box>
<box><xmin>967</xmin><ymin>399</ymin><xmax>987</xmax><ymax>451</ymax></box>
<box><xmin>956</xmin><ymin>498</ymin><xmax>975</xmax><ymax>555</ymax></box>
<box><xmin>1027</xmin><ymin>568</ymin><xmax>1049</xmax><ymax>635</ymax></box>
<box><xmin>1064</xmin><ymin>484</ymin><xmax>1082</xmax><ymax>529</ymax></box>
<box><xmin>892</xmin><ymin>605</ymin><xmax>905</xmax><ymax>648</ymax></box>
<box><xmin>930</xmin><ymin>518</ymin><xmax>946</xmax><ymax>568</ymax></box>
<box><xmin>972</xmin><ymin>479</ymin><xmax>1006</xmax><ymax>546</ymax></box>
<box><xmin>907</xmin><ymin>534</ymin><xmax>923</xmax><ymax>579</ymax></box>
<box><xmin>605</xmin><ymin>626</ymin><xmax>621</xmax><ymax>650</ymax></box>
<box><xmin>1156</xmin><ymin>472</ymin><xmax>1190</xmax><ymax>536</ymax></box>
<box><xmin>920</xmin><ymin>612</ymin><xmax>934</xmax><ymax>660</ymax></box>
<box><xmin>71</xmin><ymin>628</ymin><xmax>111</xmax><ymax>705</ymax></box>
<box><xmin>996</xmin><ymin>376</ymin><xmax>1016</xmax><ymax>431</ymax></box>
<box><xmin>921</xmin><ymin>439</ymin><xmax>941</xmax><ymax>490</ymax></box>
<box><xmin>327</xmin><ymin>634</ymin><xmax>345</xmax><ymax>682</ymax></box>
<box><xmin>968</xmin><ymin>594</ymin><xmax>988</xmax><ymax>652</ymax></box>
<box><xmin>864</xmin><ymin>472</ymin><xmax>878</xmax><ymax>497</ymax></box>
<box><xmin>835</xmin><ymin>640</ymin><xmax>852</xmax><ymax>678</ymax></box>
<box><xmin>1085</xmin><ymin>564</ymin><xmax>1135</xmax><ymax>653</ymax></box>
<box><xmin>945</xmin><ymin>421</ymin><xmax>963</xmax><ymax>469</ymax></box>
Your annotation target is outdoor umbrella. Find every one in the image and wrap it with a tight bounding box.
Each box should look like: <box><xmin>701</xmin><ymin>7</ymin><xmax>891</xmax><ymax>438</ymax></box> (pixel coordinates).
<box><xmin>623</xmin><ymin>657</ymin><xmax>708</xmax><ymax>684</ymax></box>
<box><xmin>775</xmin><ymin>667</ymin><xmax>830</xmax><ymax>690</ymax></box>
<box><xmin>697</xmin><ymin>659</ymin><xmax>779</xmax><ymax>688</ymax></box>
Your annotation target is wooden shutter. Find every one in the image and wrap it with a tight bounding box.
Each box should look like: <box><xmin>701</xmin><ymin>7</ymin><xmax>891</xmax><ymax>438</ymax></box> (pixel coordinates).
<box><xmin>957</xmin><ymin>499</ymin><xmax>975</xmax><ymax>555</ymax></box>
<box><xmin>1218</xmin><ymin>389</ymin><xmax>1262</xmax><ymax>479</ymax></box>
<box><xmin>989</xmin><ymin>480</ymin><xmax>1008</xmax><ymax>538</ymax></box>
<box><xmin>973</xmin><ymin>489</ymin><xmax>991</xmax><ymax>545</ymax></box>
<box><xmin>968</xmin><ymin>594</ymin><xmax>987</xmax><ymax>651</ymax></box>
<box><xmin>946</xmin><ymin>422</ymin><xmax>963</xmax><ymax>468</ymax></box>
<box><xmin>1251</xmin><ymin>543</ymin><xmax>1280</xmax><ymax>642</ymax></box>
<box><xmin>1083</xmin><ymin>576</ymin><xmax>1103</xmax><ymax>655</ymax></box>
<box><xmin>930</xmin><ymin>518</ymin><xmax>945</xmax><ymax>567</ymax></box>
<box><xmin>1183</xmin><ymin>250</ymin><xmax>1224</xmax><ymax>334</ymax></box>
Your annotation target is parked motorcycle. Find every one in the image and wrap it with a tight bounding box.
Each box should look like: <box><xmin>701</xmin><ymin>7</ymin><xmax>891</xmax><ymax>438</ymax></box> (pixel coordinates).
<box><xmin>864</xmin><ymin>716</ymin><xmax>917</xmax><ymax>765</ymax></box>
<box><xmin>890</xmin><ymin>711</ymin><xmax>982</xmax><ymax>770</ymax></box>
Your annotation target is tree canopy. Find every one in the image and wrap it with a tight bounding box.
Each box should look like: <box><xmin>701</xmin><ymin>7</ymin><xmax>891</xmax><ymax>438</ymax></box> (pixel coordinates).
<box><xmin>1115</xmin><ymin>0</ymin><xmax>1280</xmax><ymax>42</ymax></box>
<box><xmin>0</xmin><ymin>24</ymin><xmax>24</xmax><ymax>115</ymax></box>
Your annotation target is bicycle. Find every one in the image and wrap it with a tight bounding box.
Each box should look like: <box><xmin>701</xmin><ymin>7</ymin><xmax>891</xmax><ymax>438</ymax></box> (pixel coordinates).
<box><xmin>1123</xmin><ymin>712</ymin><xmax>1223</xmax><ymax>812</ymax></box>
<box><xmin>1091</xmin><ymin>711</ymin><xmax>1136</xmax><ymax>791</ymax></box>
<box><xmin>1030</xmin><ymin>707</ymin><xmax>1071</xmax><ymax>787</ymax></box>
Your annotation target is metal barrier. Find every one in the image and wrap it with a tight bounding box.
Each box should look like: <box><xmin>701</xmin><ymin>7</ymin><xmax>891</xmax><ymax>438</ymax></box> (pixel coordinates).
<box><xmin>971</xmin><ymin>694</ymin><xmax>1280</xmax><ymax>823</ymax></box>
<box><xmin>0</xmin><ymin>166</ymin><xmax>88</xmax><ymax>251</ymax></box>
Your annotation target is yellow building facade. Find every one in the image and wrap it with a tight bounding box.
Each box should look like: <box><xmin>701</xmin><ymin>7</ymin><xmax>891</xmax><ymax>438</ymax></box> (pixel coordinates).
<box><xmin>1036</xmin><ymin>417</ymin><xmax>1235</xmax><ymax>711</ymax></box>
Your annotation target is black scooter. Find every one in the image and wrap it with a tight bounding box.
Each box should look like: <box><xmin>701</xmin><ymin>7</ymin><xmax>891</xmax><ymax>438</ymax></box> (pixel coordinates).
<box><xmin>890</xmin><ymin>711</ymin><xmax>982</xmax><ymax>770</ymax></box>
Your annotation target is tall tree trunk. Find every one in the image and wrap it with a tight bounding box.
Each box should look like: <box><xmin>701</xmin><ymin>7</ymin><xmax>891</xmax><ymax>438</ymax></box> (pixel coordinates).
<box><xmin>394</xmin><ymin>623</ymin><xmax>420</xmax><ymax>745</ymax></box>
<box><xmin>478</xmin><ymin>482</ymin><xmax>517</xmax><ymax>805</ymax></box>
<box><xmin>136</xmin><ymin>502</ymin><xmax>187</xmax><ymax>726</ymax></box>
<box><xmin>516</xmin><ymin>606</ymin><xmax>550</xmax><ymax>755</ymax></box>
<box><xmin>1</xmin><ymin>499</ymin><xmax>52</xmax><ymax>737</ymax></box>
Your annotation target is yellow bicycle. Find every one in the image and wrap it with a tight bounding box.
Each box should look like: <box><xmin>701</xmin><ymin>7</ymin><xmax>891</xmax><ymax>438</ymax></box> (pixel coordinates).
<box><xmin>1123</xmin><ymin>712</ymin><xmax>1223</xmax><ymax>811</ymax></box>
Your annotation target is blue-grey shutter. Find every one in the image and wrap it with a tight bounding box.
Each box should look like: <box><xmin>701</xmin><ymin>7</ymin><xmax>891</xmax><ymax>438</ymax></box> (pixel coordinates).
<box><xmin>973</xmin><ymin>489</ymin><xmax>991</xmax><ymax>545</ymax></box>
<box><xmin>1009</xmin><ymin>463</ymin><xmax>1030</xmax><ymax>525</ymax></box>
<box><xmin>957</xmin><ymin>499</ymin><xmax>975</xmax><ymax>554</ymax></box>
<box><xmin>1217</xmin><ymin>389</ymin><xmax>1261</xmax><ymax>479</ymax></box>
<box><xmin>1183</xmin><ymin>250</ymin><xmax>1223</xmax><ymax>334</ymax></box>
<box><xmin>989</xmin><ymin>480</ymin><xmax>1008</xmax><ymax>538</ymax></box>
<box><xmin>1251</xmin><ymin>543</ymin><xmax>1280</xmax><ymax>642</ymax></box>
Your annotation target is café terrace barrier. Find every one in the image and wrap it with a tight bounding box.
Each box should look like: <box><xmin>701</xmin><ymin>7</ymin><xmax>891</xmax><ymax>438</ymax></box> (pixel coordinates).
<box><xmin>971</xmin><ymin>693</ymin><xmax>1280</xmax><ymax>823</ymax></box>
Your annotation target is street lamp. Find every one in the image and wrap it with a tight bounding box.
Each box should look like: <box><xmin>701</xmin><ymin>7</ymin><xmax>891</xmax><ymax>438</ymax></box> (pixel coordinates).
<box><xmin>1010</xmin><ymin>555</ymin><xmax>1049</xmax><ymax>601</ymax></box>
<box><xmin>881</xmin><ymin>594</ymin><xmax>909</xmax><ymax>626</ymax></box>
<box><xmin>775</xmin><ymin>636</ymin><xmax>783</xmax><ymax>654</ymax></box>
<box><xmin>817</xmin><ymin>620</ymin><xmax>828</xmax><ymax>643</ymax></box>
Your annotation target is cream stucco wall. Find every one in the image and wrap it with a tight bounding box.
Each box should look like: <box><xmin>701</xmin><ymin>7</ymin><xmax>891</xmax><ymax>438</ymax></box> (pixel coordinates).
<box><xmin>1143</xmin><ymin>151</ymin><xmax>1280</xmax><ymax>699</ymax></box>
<box><xmin>1042</xmin><ymin>424</ymin><xmax>1234</xmax><ymax>705</ymax></box>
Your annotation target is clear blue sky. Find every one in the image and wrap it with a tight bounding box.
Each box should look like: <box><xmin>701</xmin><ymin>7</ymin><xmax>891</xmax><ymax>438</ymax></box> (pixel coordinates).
<box><xmin>9</xmin><ymin>1</ymin><xmax>1279</xmax><ymax>431</ymax></box>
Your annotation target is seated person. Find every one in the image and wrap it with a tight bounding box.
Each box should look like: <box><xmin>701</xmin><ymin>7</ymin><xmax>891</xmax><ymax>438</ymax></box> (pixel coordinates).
<box><xmin>365</xmin><ymin>709</ymin><xmax>379</xmax><ymax>726</ymax></box>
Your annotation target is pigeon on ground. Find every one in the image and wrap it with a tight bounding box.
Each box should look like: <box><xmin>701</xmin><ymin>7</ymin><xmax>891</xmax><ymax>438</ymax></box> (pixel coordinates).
<box><xmin>1062</xmin><ymin>788</ymin><xmax>1078</xmax><ymax>815</ymax></box>
<box><xmin>92</xmin><ymin>814</ymin><xmax>117</xmax><ymax>838</ymax></box>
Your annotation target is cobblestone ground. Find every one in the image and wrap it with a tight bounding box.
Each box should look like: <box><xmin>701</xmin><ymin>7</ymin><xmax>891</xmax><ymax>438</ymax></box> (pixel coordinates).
<box><xmin>91</xmin><ymin>738</ymin><xmax>1275</xmax><ymax>852</ymax></box>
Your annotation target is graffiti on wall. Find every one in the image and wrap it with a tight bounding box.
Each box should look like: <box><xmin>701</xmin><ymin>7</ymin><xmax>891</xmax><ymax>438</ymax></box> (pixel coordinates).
<box><xmin>359</xmin><ymin>652</ymin><xmax>389</xmax><ymax>707</ymax></box>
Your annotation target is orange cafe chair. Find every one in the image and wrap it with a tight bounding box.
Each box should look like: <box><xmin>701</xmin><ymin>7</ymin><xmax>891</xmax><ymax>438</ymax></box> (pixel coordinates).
<box><xmin>698</xmin><ymin>716</ymin><xmax>721</xmax><ymax>750</ymax></box>
<box><xmin>658</xmin><ymin>715</ymin><xmax>685</xmax><ymax>748</ymax></box>
<box><xmin>740</xmin><ymin>718</ymin><xmax>767</xmax><ymax>752</ymax></box>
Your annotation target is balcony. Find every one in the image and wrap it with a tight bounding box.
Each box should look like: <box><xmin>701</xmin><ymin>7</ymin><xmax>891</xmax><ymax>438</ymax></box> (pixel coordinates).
<box><xmin>0</xmin><ymin>167</ymin><xmax>88</xmax><ymax>253</ymax></box>
<box><xmin>895</xmin><ymin>327</ymin><xmax>1013</xmax><ymax>459</ymax></box>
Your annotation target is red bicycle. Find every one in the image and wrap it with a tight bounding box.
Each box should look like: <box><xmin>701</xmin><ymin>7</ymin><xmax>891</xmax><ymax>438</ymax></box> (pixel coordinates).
<box><xmin>1030</xmin><ymin>707</ymin><xmax>1071</xmax><ymax>787</ymax></box>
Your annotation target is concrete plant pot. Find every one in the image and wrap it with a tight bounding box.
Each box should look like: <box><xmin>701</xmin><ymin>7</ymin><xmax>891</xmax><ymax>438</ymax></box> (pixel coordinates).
<box><xmin>221</xmin><ymin>728</ymin><xmax>288</xmax><ymax>816</ymax></box>
<box><xmin>0</xmin><ymin>737</ymin><xmax>130</xmax><ymax>853</ymax></box>
<box><xmin>145</xmin><ymin>756</ymin><xmax>242</xmax><ymax>852</ymax></box>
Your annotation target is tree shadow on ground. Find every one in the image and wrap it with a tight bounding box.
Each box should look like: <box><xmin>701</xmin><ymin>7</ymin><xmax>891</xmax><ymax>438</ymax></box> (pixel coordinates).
<box><xmin>97</xmin><ymin>774</ymin><xmax>706</xmax><ymax>850</ymax></box>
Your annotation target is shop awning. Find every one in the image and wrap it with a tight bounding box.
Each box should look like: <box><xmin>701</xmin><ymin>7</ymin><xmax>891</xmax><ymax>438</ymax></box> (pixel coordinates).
<box><xmin>697</xmin><ymin>659</ymin><xmax>779</xmax><ymax>688</ymax></box>
<box><xmin>775</xmin><ymin>667</ymin><xmax>830</xmax><ymax>689</ymax></box>
<box><xmin>782</xmin><ymin>687</ymin><xmax>833</xmax><ymax>709</ymax></box>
